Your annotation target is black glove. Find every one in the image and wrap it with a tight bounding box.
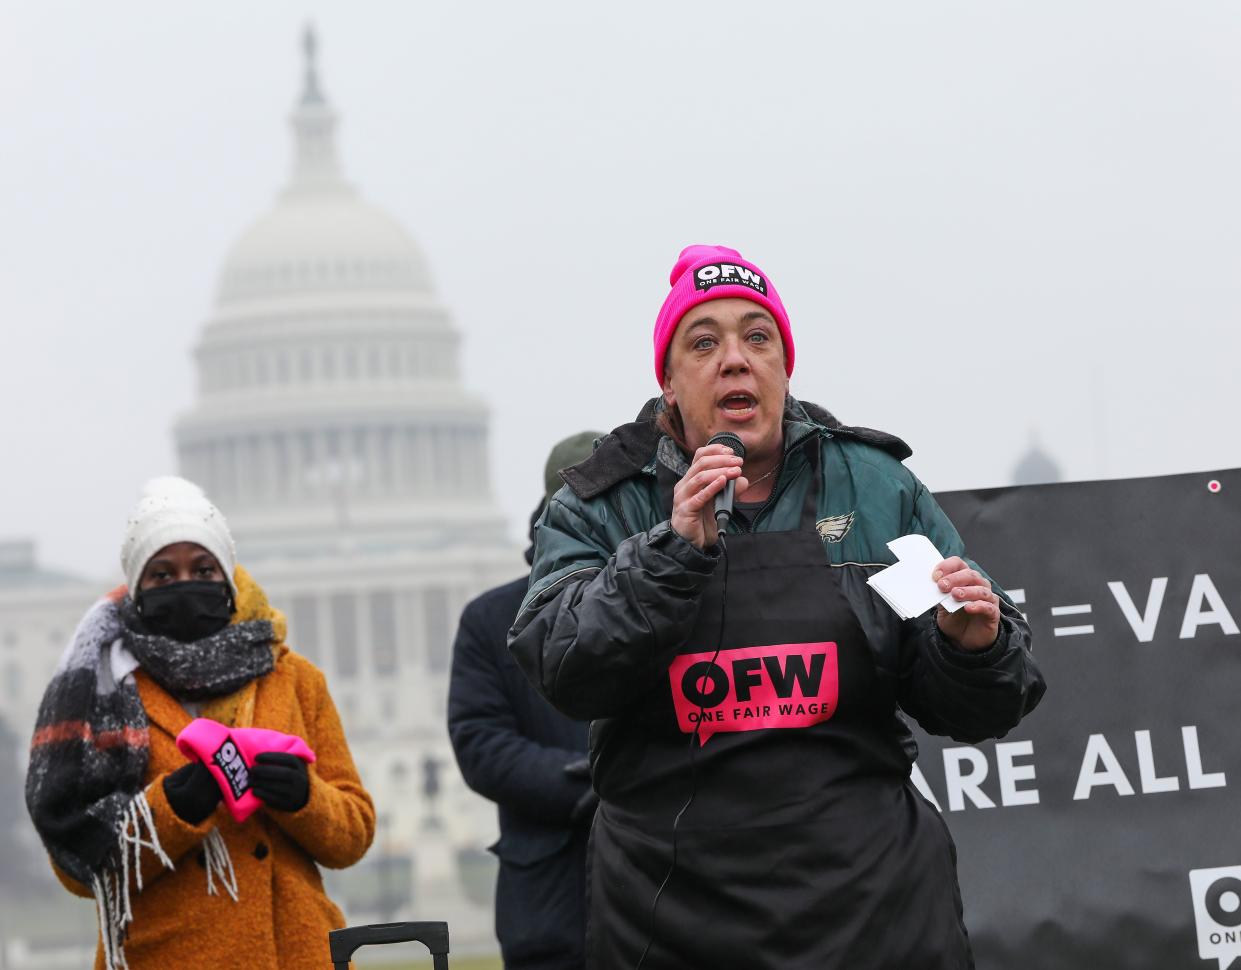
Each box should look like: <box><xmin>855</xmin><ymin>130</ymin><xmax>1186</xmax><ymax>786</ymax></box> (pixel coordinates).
<box><xmin>251</xmin><ymin>752</ymin><xmax>311</xmax><ymax>813</ymax></box>
<box><xmin>163</xmin><ymin>761</ymin><xmax>222</xmax><ymax>825</ymax></box>
<box><xmin>564</xmin><ymin>758</ymin><xmax>597</xmax><ymax>825</ymax></box>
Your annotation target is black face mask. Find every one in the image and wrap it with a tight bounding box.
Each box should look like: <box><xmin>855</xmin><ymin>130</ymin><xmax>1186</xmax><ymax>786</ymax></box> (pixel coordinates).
<box><xmin>135</xmin><ymin>581</ymin><xmax>234</xmax><ymax>643</ymax></box>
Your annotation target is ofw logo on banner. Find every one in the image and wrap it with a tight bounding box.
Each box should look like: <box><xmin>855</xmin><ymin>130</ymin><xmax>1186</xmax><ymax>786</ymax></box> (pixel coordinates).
<box><xmin>1191</xmin><ymin>867</ymin><xmax>1241</xmax><ymax>970</ymax></box>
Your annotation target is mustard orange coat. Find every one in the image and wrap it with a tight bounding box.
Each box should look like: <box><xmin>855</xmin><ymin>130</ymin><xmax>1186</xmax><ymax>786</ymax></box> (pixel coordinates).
<box><xmin>53</xmin><ymin>569</ymin><xmax>375</xmax><ymax>969</ymax></box>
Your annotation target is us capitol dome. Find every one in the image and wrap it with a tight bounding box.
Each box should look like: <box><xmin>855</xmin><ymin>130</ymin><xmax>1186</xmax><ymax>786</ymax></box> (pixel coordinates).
<box><xmin>176</xmin><ymin>31</ymin><xmax>505</xmax><ymax>559</ymax></box>
<box><xmin>173</xmin><ymin>28</ymin><xmax>520</xmax><ymax>936</ymax></box>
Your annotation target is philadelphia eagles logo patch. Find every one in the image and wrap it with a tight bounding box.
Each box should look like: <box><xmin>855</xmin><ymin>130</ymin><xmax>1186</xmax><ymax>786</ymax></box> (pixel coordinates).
<box><xmin>816</xmin><ymin>512</ymin><xmax>855</xmax><ymax>543</ymax></box>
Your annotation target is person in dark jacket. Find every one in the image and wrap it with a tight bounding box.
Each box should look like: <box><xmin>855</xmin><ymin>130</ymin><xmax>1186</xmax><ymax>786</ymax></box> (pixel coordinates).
<box><xmin>509</xmin><ymin>245</ymin><xmax>1046</xmax><ymax>970</ymax></box>
<box><xmin>448</xmin><ymin>432</ymin><xmax>602</xmax><ymax>970</ymax></box>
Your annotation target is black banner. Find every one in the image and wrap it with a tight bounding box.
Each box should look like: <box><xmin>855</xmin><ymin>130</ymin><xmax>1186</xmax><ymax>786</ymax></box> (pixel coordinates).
<box><xmin>917</xmin><ymin>468</ymin><xmax>1241</xmax><ymax>969</ymax></box>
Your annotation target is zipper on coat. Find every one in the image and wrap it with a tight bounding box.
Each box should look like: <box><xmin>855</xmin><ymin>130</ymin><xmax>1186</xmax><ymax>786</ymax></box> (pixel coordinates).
<box><xmin>736</xmin><ymin>428</ymin><xmax>826</xmax><ymax>535</ymax></box>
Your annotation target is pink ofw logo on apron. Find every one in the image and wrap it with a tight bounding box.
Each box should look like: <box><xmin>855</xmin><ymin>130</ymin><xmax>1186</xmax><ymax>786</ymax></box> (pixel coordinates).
<box><xmin>668</xmin><ymin>642</ymin><xmax>839</xmax><ymax>744</ymax></box>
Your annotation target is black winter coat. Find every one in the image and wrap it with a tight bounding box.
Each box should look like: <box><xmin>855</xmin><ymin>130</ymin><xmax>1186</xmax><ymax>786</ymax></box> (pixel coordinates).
<box><xmin>510</xmin><ymin>401</ymin><xmax>1043</xmax><ymax>744</ymax></box>
<box><xmin>508</xmin><ymin>401</ymin><xmax>1046</xmax><ymax>968</ymax></box>
<box><xmin>448</xmin><ymin>575</ymin><xmax>590</xmax><ymax>970</ymax></box>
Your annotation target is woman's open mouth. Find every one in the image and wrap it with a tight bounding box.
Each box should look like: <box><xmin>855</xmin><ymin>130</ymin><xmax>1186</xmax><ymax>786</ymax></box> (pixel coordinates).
<box><xmin>719</xmin><ymin>393</ymin><xmax>757</xmax><ymax>419</ymax></box>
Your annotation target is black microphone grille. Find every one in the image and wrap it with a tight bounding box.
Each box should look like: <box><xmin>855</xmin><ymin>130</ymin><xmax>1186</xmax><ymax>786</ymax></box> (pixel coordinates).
<box><xmin>706</xmin><ymin>431</ymin><xmax>746</xmax><ymax>460</ymax></box>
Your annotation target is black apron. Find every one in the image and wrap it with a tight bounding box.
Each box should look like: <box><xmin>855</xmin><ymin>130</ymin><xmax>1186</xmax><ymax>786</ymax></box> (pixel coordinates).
<box><xmin>587</xmin><ymin>451</ymin><xmax>974</xmax><ymax>970</ymax></box>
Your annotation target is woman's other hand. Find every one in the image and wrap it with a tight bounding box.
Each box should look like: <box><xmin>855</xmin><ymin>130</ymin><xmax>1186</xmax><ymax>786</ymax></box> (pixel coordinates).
<box><xmin>251</xmin><ymin>752</ymin><xmax>311</xmax><ymax>813</ymax></box>
<box><xmin>932</xmin><ymin>556</ymin><xmax>1002</xmax><ymax>651</ymax></box>
<box><xmin>671</xmin><ymin>444</ymin><xmax>748</xmax><ymax>549</ymax></box>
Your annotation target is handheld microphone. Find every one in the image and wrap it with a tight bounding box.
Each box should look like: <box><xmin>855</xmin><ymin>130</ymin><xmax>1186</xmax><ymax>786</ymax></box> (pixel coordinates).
<box><xmin>707</xmin><ymin>431</ymin><xmax>746</xmax><ymax>528</ymax></box>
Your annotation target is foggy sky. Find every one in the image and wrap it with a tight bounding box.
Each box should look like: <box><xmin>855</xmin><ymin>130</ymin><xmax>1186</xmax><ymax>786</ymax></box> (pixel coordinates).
<box><xmin>2</xmin><ymin>1</ymin><xmax>1239</xmax><ymax>581</ymax></box>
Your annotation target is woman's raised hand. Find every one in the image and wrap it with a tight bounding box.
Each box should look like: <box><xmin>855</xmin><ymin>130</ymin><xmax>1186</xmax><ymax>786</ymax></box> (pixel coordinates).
<box><xmin>670</xmin><ymin>444</ymin><xmax>748</xmax><ymax>549</ymax></box>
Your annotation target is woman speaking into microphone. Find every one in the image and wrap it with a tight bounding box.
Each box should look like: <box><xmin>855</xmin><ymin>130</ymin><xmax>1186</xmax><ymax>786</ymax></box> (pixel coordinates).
<box><xmin>509</xmin><ymin>244</ymin><xmax>1045</xmax><ymax>969</ymax></box>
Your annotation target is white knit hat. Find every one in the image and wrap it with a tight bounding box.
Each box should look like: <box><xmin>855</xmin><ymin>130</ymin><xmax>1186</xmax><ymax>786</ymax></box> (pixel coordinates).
<box><xmin>120</xmin><ymin>477</ymin><xmax>238</xmax><ymax>598</ymax></box>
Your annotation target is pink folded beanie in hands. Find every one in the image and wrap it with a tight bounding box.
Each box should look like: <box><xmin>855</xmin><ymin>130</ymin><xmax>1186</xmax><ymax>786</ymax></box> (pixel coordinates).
<box><xmin>652</xmin><ymin>244</ymin><xmax>795</xmax><ymax>386</ymax></box>
<box><xmin>176</xmin><ymin>718</ymin><xmax>316</xmax><ymax>822</ymax></box>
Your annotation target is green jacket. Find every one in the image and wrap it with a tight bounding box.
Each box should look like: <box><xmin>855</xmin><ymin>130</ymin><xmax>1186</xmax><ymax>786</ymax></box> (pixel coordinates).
<box><xmin>509</xmin><ymin>397</ymin><xmax>1044</xmax><ymax>747</ymax></box>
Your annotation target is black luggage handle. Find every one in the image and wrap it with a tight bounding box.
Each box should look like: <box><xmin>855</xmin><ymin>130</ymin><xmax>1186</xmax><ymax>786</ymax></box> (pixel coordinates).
<box><xmin>329</xmin><ymin>921</ymin><xmax>450</xmax><ymax>969</ymax></box>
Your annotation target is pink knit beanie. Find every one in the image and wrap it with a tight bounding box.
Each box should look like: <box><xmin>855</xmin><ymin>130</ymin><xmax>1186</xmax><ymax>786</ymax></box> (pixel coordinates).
<box><xmin>177</xmin><ymin>719</ymin><xmax>316</xmax><ymax>822</ymax></box>
<box><xmin>653</xmin><ymin>244</ymin><xmax>794</xmax><ymax>386</ymax></box>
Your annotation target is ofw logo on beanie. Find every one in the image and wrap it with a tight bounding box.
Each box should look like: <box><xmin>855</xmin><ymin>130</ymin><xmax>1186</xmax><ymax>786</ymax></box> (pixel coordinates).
<box><xmin>212</xmin><ymin>737</ymin><xmax>251</xmax><ymax>801</ymax></box>
<box><xmin>694</xmin><ymin>263</ymin><xmax>767</xmax><ymax>296</ymax></box>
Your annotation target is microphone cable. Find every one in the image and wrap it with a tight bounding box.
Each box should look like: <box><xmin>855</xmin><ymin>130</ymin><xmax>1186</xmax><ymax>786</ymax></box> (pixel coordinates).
<box><xmin>635</xmin><ymin>529</ymin><xmax>730</xmax><ymax>970</ymax></box>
